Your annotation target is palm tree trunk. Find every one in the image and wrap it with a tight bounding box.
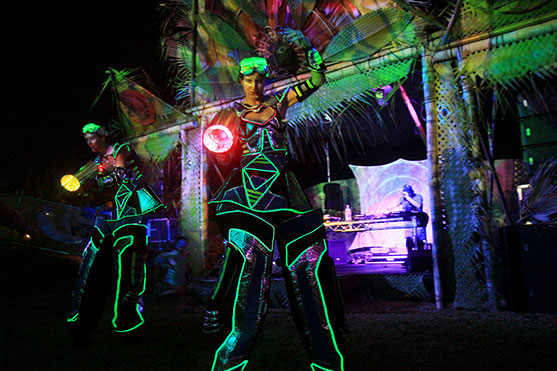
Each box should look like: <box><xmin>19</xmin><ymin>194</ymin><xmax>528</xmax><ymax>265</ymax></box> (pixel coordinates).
<box><xmin>421</xmin><ymin>46</ymin><xmax>444</xmax><ymax>310</ymax></box>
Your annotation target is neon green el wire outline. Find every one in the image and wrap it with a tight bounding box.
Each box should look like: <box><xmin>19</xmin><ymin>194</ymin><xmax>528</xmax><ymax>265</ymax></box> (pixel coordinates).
<box><xmin>242</xmin><ymin>153</ymin><xmax>281</xmax><ymax>209</ymax></box>
<box><xmin>113</xmin><ymin>142</ymin><xmax>131</xmax><ymax>157</ymax></box>
<box><xmin>310</xmin><ymin>363</ymin><xmax>335</xmax><ymax>371</ymax></box>
<box><xmin>211</xmin><ymin>234</ymin><xmax>249</xmax><ymax>371</ymax></box>
<box><xmin>115</xmin><ymin>183</ymin><xmax>134</xmax><ymax>220</ymax></box>
<box><xmin>106</xmin><ymin>203</ymin><xmax>164</xmax><ymax>222</ymax></box>
<box><xmin>67</xmin><ymin>226</ymin><xmax>104</xmax><ymax>323</ymax></box>
<box><xmin>284</xmin><ymin>222</ymin><xmax>324</xmax><ymax>268</ymax></box>
<box><xmin>215</xmin><ymin>211</ymin><xmax>275</xmax><ymax>252</ymax></box>
<box><xmin>311</xmin><ymin>239</ymin><xmax>345</xmax><ymax>371</ymax></box>
<box><xmin>275</xmin><ymin>88</ymin><xmax>290</xmax><ymax>103</ymax></box>
<box><xmin>211</xmin><ymin>199</ymin><xmax>315</xmax><ymax>215</ymax></box>
<box><xmin>211</xmin><ymin>244</ymin><xmax>232</xmax><ymax>301</ymax></box>
<box><xmin>112</xmin><ymin>223</ymin><xmax>147</xmax><ymax>332</ymax></box>
<box><xmin>211</xmin><ymin>210</ymin><xmax>276</xmax><ymax>299</ymax></box>
<box><xmin>241</xmin><ymin>127</ymin><xmax>288</xmax><ymax>155</ymax></box>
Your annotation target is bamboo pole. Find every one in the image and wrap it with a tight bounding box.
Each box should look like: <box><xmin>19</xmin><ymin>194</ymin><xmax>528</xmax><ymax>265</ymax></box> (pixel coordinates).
<box><xmin>421</xmin><ymin>45</ymin><xmax>444</xmax><ymax>310</ymax></box>
<box><xmin>179</xmin><ymin>11</ymin><xmax>557</xmax><ymax>277</ymax></box>
<box><xmin>432</xmin><ymin>18</ymin><xmax>557</xmax><ymax>62</ymax></box>
<box><xmin>185</xmin><ymin>16</ymin><xmax>557</xmax><ymax>118</ymax></box>
<box><xmin>456</xmin><ymin>48</ymin><xmax>498</xmax><ymax>311</ymax></box>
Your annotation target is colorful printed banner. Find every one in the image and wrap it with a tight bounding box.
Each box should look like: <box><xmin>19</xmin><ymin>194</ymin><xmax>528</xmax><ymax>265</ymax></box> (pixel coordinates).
<box><xmin>110</xmin><ymin>69</ymin><xmax>194</xmax><ymax>138</ymax></box>
<box><xmin>109</xmin><ymin>69</ymin><xmax>198</xmax><ymax>168</ymax></box>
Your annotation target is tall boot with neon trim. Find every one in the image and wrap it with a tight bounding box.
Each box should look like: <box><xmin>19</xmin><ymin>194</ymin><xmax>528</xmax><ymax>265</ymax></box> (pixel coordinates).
<box><xmin>211</xmin><ymin>230</ymin><xmax>274</xmax><ymax>371</ymax></box>
<box><xmin>282</xmin><ymin>241</ymin><xmax>344</xmax><ymax>371</ymax></box>
<box><xmin>112</xmin><ymin>224</ymin><xmax>148</xmax><ymax>333</ymax></box>
<box><xmin>67</xmin><ymin>228</ymin><xmax>114</xmax><ymax>345</ymax></box>
<box><xmin>278</xmin><ymin>210</ymin><xmax>345</xmax><ymax>371</ymax></box>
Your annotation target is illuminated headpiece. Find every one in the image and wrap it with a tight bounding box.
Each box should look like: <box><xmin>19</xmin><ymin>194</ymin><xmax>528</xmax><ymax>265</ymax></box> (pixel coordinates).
<box><xmin>239</xmin><ymin>57</ymin><xmax>269</xmax><ymax>78</ymax></box>
<box><xmin>82</xmin><ymin>123</ymin><xmax>108</xmax><ymax>137</ymax></box>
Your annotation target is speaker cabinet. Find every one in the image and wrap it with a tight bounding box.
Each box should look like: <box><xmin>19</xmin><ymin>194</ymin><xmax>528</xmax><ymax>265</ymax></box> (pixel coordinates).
<box><xmin>500</xmin><ymin>225</ymin><xmax>557</xmax><ymax>313</ymax></box>
<box><xmin>324</xmin><ymin>183</ymin><xmax>343</xmax><ymax>211</ymax></box>
<box><xmin>522</xmin><ymin>144</ymin><xmax>557</xmax><ymax>174</ymax></box>
<box><xmin>327</xmin><ymin>239</ymin><xmax>348</xmax><ymax>265</ymax></box>
<box><xmin>520</xmin><ymin>108</ymin><xmax>557</xmax><ymax>174</ymax></box>
<box><xmin>407</xmin><ymin>249</ymin><xmax>432</xmax><ymax>273</ymax></box>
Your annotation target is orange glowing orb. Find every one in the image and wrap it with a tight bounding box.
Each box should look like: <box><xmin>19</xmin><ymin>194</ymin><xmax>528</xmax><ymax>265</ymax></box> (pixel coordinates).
<box><xmin>61</xmin><ymin>174</ymin><xmax>81</xmax><ymax>192</ymax></box>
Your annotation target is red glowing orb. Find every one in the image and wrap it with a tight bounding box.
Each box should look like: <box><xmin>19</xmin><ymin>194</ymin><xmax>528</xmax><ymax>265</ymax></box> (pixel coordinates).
<box><xmin>203</xmin><ymin>125</ymin><xmax>234</xmax><ymax>153</ymax></box>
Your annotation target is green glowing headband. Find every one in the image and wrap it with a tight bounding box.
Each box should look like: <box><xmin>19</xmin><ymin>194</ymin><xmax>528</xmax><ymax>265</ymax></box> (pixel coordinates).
<box><xmin>82</xmin><ymin>123</ymin><xmax>108</xmax><ymax>137</ymax></box>
<box><xmin>239</xmin><ymin>57</ymin><xmax>269</xmax><ymax>77</ymax></box>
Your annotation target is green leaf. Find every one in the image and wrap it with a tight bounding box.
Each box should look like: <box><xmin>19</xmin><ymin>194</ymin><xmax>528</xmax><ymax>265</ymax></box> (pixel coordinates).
<box><xmin>197</xmin><ymin>12</ymin><xmax>252</xmax><ymax>51</ymax></box>
<box><xmin>323</xmin><ymin>8</ymin><xmax>413</xmax><ymax>63</ymax></box>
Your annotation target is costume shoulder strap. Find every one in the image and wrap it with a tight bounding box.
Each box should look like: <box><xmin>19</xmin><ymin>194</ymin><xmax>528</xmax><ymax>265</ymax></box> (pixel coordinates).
<box><xmin>273</xmin><ymin>88</ymin><xmax>290</xmax><ymax>104</ymax></box>
<box><xmin>113</xmin><ymin>142</ymin><xmax>131</xmax><ymax>157</ymax></box>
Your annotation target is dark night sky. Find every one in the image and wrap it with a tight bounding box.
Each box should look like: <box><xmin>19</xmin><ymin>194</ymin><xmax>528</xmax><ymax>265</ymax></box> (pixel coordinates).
<box><xmin>3</xmin><ymin>1</ymin><xmax>526</xmax><ymax>201</ymax></box>
<box><xmin>3</xmin><ymin>1</ymin><xmax>167</xmax><ymax>199</ymax></box>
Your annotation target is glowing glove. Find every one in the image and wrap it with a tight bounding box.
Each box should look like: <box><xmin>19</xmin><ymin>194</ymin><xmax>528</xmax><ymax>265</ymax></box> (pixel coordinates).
<box><xmin>96</xmin><ymin>167</ymin><xmax>128</xmax><ymax>187</ymax></box>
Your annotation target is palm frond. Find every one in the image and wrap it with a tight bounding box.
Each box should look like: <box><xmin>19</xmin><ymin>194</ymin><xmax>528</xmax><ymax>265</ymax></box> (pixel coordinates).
<box><xmin>197</xmin><ymin>12</ymin><xmax>252</xmax><ymax>51</ymax></box>
<box><xmin>323</xmin><ymin>8</ymin><xmax>414</xmax><ymax>63</ymax></box>
<box><xmin>520</xmin><ymin>159</ymin><xmax>557</xmax><ymax>225</ymax></box>
<box><xmin>222</xmin><ymin>0</ymin><xmax>268</xmax><ymax>27</ymax></box>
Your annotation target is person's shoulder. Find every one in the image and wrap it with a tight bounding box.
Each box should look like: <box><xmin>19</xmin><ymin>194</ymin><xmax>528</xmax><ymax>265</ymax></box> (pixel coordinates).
<box><xmin>210</xmin><ymin>107</ymin><xmax>241</xmax><ymax>126</ymax></box>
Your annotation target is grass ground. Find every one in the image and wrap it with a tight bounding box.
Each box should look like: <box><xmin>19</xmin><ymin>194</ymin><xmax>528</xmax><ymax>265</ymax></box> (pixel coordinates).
<box><xmin>1</xmin><ymin>244</ymin><xmax>556</xmax><ymax>371</ymax></box>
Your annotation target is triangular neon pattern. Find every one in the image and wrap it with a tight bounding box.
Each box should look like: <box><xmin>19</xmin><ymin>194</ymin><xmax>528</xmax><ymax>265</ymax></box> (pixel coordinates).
<box><xmin>241</xmin><ymin>153</ymin><xmax>280</xmax><ymax>209</ymax></box>
<box><xmin>115</xmin><ymin>183</ymin><xmax>134</xmax><ymax>220</ymax></box>
<box><xmin>274</xmin><ymin>88</ymin><xmax>290</xmax><ymax>103</ymax></box>
<box><xmin>136</xmin><ymin>188</ymin><xmax>160</xmax><ymax>213</ymax></box>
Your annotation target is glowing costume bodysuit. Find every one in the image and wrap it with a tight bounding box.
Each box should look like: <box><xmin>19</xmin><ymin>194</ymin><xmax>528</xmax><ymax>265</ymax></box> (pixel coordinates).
<box><xmin>207</xmin><ymin>90</ymin><xmax>345</xmax><ymax>370</ymax></box>
<box><xmin>67</xmin><ymin>138</ymin><xmax>163</xmax><ymax>343</ymax></box>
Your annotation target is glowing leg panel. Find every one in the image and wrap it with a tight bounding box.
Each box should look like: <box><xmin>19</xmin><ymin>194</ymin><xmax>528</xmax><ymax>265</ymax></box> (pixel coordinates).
<box><xmin>279</xmin><ymin>211</ymin><xmax>344</xmax><ymax>371</ymax></box>
<box><xmin>284</xmin><ymin>241</ymin><xmax>344</xmax><ymax>371</ymax></box>
<box><xmin>112</xmin><ymin>224</ymin><xmax>148</xmax><ymax>332</ymax></box>
<box><xmin>212</xmin><ymin>229</ymin><xmax>274</xmax><ymax>371</ymax></box>
<box><xmin>67</xmin><ymin>227</ymin><xmax>114</xmax><ymax>342</ymax></box>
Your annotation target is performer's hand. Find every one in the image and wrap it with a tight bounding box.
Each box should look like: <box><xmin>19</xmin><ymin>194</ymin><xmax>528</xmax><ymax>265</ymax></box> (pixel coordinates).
<box><xmin>279</xmin><ymin>27</ymin><xmax>311</xmax><ymax>49</ymax></box>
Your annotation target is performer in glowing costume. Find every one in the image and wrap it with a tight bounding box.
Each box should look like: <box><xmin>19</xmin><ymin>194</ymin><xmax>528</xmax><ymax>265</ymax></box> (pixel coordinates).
<box><xmin>67</xmin><ymin>123</ymin><xmax>163</xmax><ymax>344</ymax></box>
<box><xmin>204</xmin><ymin>29</ymin><xmax>345</xmax><ymax>371</ymax></box>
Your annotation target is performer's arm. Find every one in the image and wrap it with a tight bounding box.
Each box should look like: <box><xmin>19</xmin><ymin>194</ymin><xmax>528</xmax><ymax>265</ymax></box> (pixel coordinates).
<box><xmin>96</xmin><ymin>144</ymin><xmax>131</xmax><ymax>188</ymax></box>
<box><xmin>404</xmin><ymin>193</ymin><xmax>423</xmax><ymax>211</ymax></box>
<box><xmin>281</xmin><ymin>28</ymin><xmax>326</xmax><ymax>107</ymax></box>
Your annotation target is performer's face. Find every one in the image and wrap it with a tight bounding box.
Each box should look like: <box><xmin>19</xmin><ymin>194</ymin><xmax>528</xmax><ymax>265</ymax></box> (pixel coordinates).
<box><xmin>241</xmin><ymin>73</ymin><xmax>266</xmax><ymax>100</ymax></box>
<box><xmin>85</xmin><ymin>133</ymin><xmax>107</xmax><ymax>154</ymax></box>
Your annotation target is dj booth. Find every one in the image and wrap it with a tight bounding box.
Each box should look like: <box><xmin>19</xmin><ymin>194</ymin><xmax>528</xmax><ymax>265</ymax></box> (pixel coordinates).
<box><xmin>324</xmin><ymin>212</ymin><xmax>431</xmax><ymax>273</ymax></box>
